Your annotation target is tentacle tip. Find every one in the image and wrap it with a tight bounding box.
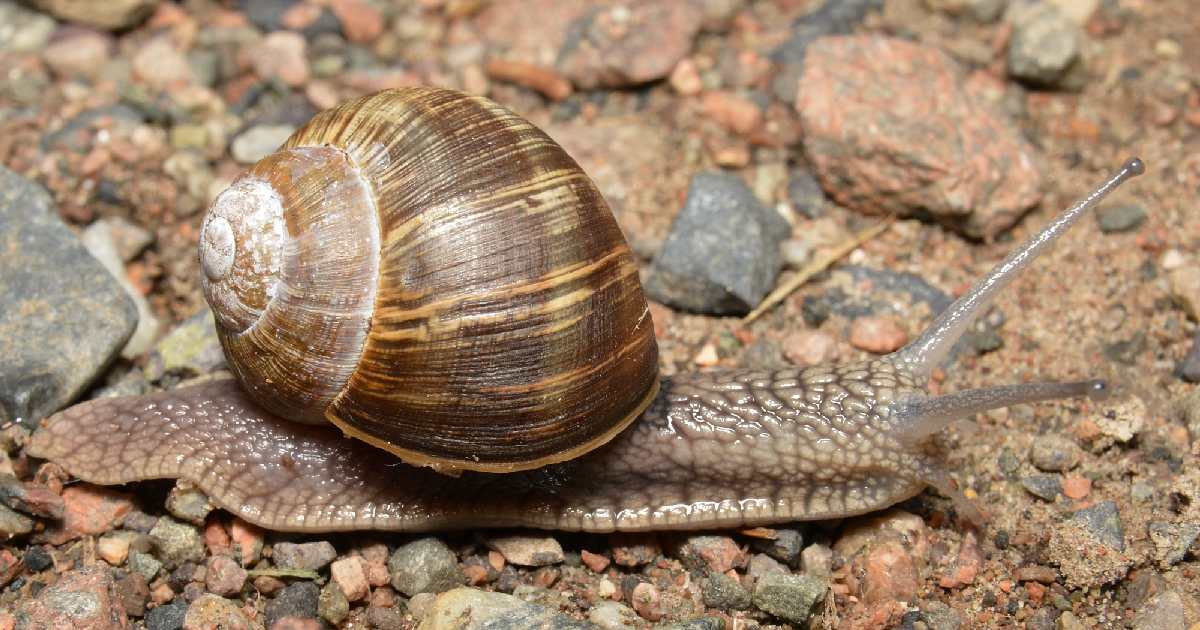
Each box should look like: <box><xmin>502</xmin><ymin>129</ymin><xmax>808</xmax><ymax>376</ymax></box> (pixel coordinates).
<box><xmin>1084</xmin><ymin>379</ymin><xmax>1111</xmax><ymax>400</ymax></box>
<box><xmin>1124</xmin><ymin>157</ymin><xmax>1145</xmax><ymax>176</ymax></box>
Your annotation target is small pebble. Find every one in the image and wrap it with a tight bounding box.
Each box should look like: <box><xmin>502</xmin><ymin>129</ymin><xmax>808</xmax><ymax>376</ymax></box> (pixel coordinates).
<box><xmin>702</xmin><ymin>572</ymin><xmax>752</xmax><ymax>610</ymax></box>
<box><xmin>145</xmin><ymin>599</ymin><xmax>186</xmax><ymax>630</ymax></box>
<box><xmin>783</xmin><ymin>330</ymin><xmax>839</xmax><ymax>366</ymax></box>
<box><xmin>751</xmin><ymin>573</ymin><xmax>827</xmax><ymax>625</ymax></box>
<box><xmin>609</xmin><ymin>534</ymin><xmax>660</xmax><ymax>567</ymax></box>
<box><xmin>748</xmin><ymin>553</ymin><xmax>788</xmax><ymax>579</ymax></box>
<box><xmin>229</xmin><ymin>519</ymin><xmax>264</xmax><ymax>567</ymax></box>
<box><xmin>128</xmin><ymin>550</ymin><xmax>163</xmax><ymax>583</ymax></box>
<box><xmin>485</xmin><ymin>535</ymin><xmax>564</xmax><ymax>567</ymax></box>
<box><xmin>1073</xmin><ymin>501</ymin><xmax>1125</xmax><ymax>551</ymax></box>
<box><xmin>1029</xmin><ymin>435</ymin><xmax>1082</xmax><ymax>472</ymax></box>
<box><xmin>273</xmin><ymin>541</ymin><xmax>337</xmax><ymax>571</ymax></box>
<box><xmin>1062</xmin><ymin>476</ymin><xmax>1092</xmax><ymax>500</ymax></box>
<box><xmin>630</xmin><ymin>582</ymin><xmax>662</xmax><ymax>622</ymax></box>
<box><xmin>48</xmin><ymin>484</ymin><xmax>134</xmax><ymax>544</ymax></box>
<box><xmin>849</xmin><ymin>316</ymin><xmax>908</xmax><ymax>354</ymax></box>
<box><xmin>588</xmin><ymin>600</ymin><xmax>641</xmax><ymax>629</ymax></box>
<box><xmin>318</xmin><ymin>581</ymin><xmax>349</xmax><ymax>625</ymax></box>
<box><xmin>750</xmin><ymin>528</ymin><xmax>805</xmax><ymax>566</ymax></box>
<box><xmin>15</xmin><ymin>566</ymin><xmax>127</xmax><ymax>629</ymax></box>
<box><xmin>184</xmin><ymin>593</ymin><xmax>250</xmax><ymax>630</ymax></box>
<box><xmin>1148</xmin><ymin>522</ymin><xmax>1200</xmax><ymax>568</ymax></box>
<box><xmin>800</xmin><ymin>544</ymin><xmax>833</xmax><ymax>578</ymax></box>
<box><xmin>205</xmin><ymin>555</ymin><xmax>247</xmax><ymax>597</ymax></box>
<box><xmin>149</xmin><ymin>516</ymin><xmax>205</xmax><ymax>569</ymax></box>
<box><xmin>1097</xmin><ymin>203</ymin><xmax>1147</xmax><ymax>233</ymax></box>
<box><xmin>673</xmin><ymin>535</ymin><xmax>745</xmax><ymax>573</ymax></box>
<box><xmin>165</xmin><ymin>482</ymin><xmax>213</xmax><ymax>525</ymax></box>
<box><xmin>265</xmin><ymin>582</ymin><xmax>320</xmax><ymax>627</ymax></box>
<box><xmin>24</xmin><ymin>546</ymin><xmax>53</xmax><ymax>572</ymax></box>
<box><xmin>387</xmin><ymin>537</ymin><xmax>464</xmax><ymax>596</ymax></box>
<box><xmin>1021</xmin><ymin>475</ymin><xmax>1064</xmax><ymax>501</ymax></box>
<box><xmin>230</xmin><ymin>124</ymin><xmax>297</xmax><ymax>164</ymax></box>
<box><xmin>114</xmin><ymin>571</ymin><xmax>149</xmax><ymax>618</ymax></box>
<box><xmin>98</xmin><ymin>533</ymin><xmax>132</xmax><ymax>566</ymax></box>
<box><xmin>250</xmin><ymin>31</ymin><xmax>309</xmax><ymax>86</ymax></box>
<box><xmin>580</xmin><ymin>549</ymin><xmax>610</xmax><ymax>573</ymax></box>
<box><xmin>330</xmin><ymin>556</ymin><xmax>369</xmax><ymax>601</ymax></box>
<box><xmin>1007</xmin><ymin>3</ymin><xmax>1083</xmax><ymax>87</ymax></box>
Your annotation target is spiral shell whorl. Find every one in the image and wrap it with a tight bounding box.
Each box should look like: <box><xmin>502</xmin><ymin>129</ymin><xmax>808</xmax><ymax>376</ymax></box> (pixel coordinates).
<box><xmin>200</xmin><ymin>179</ymin><xmax>286</xmax><ymax>333</ymax></box>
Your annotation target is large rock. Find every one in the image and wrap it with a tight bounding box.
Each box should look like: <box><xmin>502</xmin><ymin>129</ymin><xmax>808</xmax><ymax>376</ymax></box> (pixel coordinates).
<box><xmin>30</xmin><ymin>0</ymin><xmax>157</xmax><ymax>30</ymax></box>
<box><xmin>416</xmin><ymin>587</ymin><xmax>592</xmax><ymax>630</ymax></box>
<box><xmin>645</xmin><ymin>171</ymin><xmax>790</xmax><ymax>314</ymax></box>
<box><xmin>796</xmin><ymin>35</ymin><xmax>1043</xmax><ymax>239</ymax></box>
<box><xmin>0</xmin><ymin>167</ymin><xmax>136</xmax><ymax>425</ymax></box>
<box><xmin>15</xmin><ymin>566</ymin><xmax>128</xmax><ymax>629</ymax></box>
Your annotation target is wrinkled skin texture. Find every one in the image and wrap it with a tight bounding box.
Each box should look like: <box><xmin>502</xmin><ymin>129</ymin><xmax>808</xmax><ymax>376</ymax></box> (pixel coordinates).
<box><xmin>30</xmin><ymin>362</ymin><xmax>936</xmax><ymax>532</ymax></box>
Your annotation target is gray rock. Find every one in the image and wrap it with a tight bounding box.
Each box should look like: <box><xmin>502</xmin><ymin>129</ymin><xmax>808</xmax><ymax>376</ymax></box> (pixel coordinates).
<box><xmin>702</xmin><ymin>572</ymin><xmax>751</xmax><ymax>610</ymax></box>
<box><xmin>1029</xmin><ymin>435</ymin><xmax>1082</xmax><ymax>472</ymax></box>
<box><xmin>645</xmin><ymin>171</ymin><xmax>789</xmax><ymax>315</ymax></box>
<box><xmin>751</xmin><ymin>573</ymin><xmax>826</xmax><ymax>624</ymax></box>
<box><xmin>1007</xmin><ymin>3</ymin><xmax>1084</xmax><ymax>88</ymax></box>
<box><xmin>14</xmin><ymin>566</ymin><xmax>127</xmax><ymax>629</ymax></box>
<box><xmin>418</xmin><ymin>587</ymin><xmax>592</xmax><ymax>630</ymax></box>
<box><xmin>1097</xmin><ymin>203</ymin><xmax>1147</xmax><ymax>233</ymax></box>
<box><xmin>0</xmin><ymin>167</ymin><xmax>137</xmax><ymax>425</ymax></box>
<box><xmin>148</xmin><ymin>516</ymin><xmax>205</xmax><ymax>568</ymax></box>
<box><xmin>164</xmin><ymin>481</ymin><xmax>213</xmax><ymax>526</ymax></box>
<box><xmin>1074</xmin><ymin>501</ymin><xmax>1125</xmax><ymax>551</ymax></box>
<box><xmin>230</xmin><ymin>124</ymin><xmax>296</xmax><ymax>164</ymax></box>
<box><xmin>80</xmin><ymin>219</ymin><xmax>161</xmax><ymax>359</ymax></box>
<box><xmin>244</xmin><ymin>0</ymin><xmax>340</xmax><ymax>36</ymax></box>
<box><xmin>128</xmin><ymin>550</ymin><xmax>163</xmax><ymax>583</ymax></box>
<box><xmin>1148</xmin><ymin>522</ymin><xmax>1200</xmax><ymax>568</ymax></box>
<box><xmin>274</xmin><ymin>540</ymin><xmax>337</xmax><ymax>571</ymax></box>
<box><xmin>1021</xmin><ymin>475</ymin><xmax>1063</xmax><ymax>501</ymax></box>
<box><xmin>656</xmin><ymin>619</ymin><xmax>725</xmax><ymax>630</ymax></box>
<box><xmin>23</xmin><ymin>546</ymin><xmax>52</xmax><ymax>572</ymax></box>
<box><xmin>787</xmin><ymin>168</ymin><xmax>826</xmax><ymax>219</ymax></box>
<box><xmin>920</xmin><ymin>600</ymin><xmax>965</xmax><ymax>630</ymax></box>
<box><xmin>1132</xmin><ymin>591</ymin><xmax>1199</xmax><ymax>630</ymax></box>
<box><xmin>389</xmin><ymin>537</ymin><xmax>465</xmax><ymax>596</ymax></box>
<box><xmin>0</xmin><ymin>502</ymin><xmax>34</xmax><ymax>537</ymax></box>
<box><xmin>0</xmin><ymin>0</ymin><xmax>57</xmax><ymax>53</ymax></box>
<box><xmin>265</xmin><ymin>581</ymin><xmax>319</xmax><ymax>627</ymax></box>
<box><xmin>318</xmin><ymin>580</ymin><xmax>349</xmax><ymax>625</ymax></box>
<box><xmin>144</xmin><ymin>599</ymin><xmax>186</xmax><ymax>630</ymax></box>
<box><xmin>750</xmin><ymin>528</ymin><xmax>804</xmax><ymax>566</ymax></box>
<box><xmin>587</xmin><ymin>600</ymin><xmax>638</xmax><ymax>629</ymax></box>
<box><xmin>144</xmin><ymin>308</ymin><xmax>224</xmax><ymax>383</ymax></box>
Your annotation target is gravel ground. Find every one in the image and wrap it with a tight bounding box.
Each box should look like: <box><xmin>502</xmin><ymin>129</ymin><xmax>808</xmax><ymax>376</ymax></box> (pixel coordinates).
<box><xmin>0</xmin><ymin>0</ymin><xmax>1198</xmax><ymax>628</ymax></box>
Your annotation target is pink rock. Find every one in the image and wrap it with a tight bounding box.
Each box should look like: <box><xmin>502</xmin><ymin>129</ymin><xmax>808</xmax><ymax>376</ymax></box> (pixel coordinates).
<box><xmin>331</xmin><ymin>556</ymin><xmax>369</xmax><ymax>602</ymax></box>
<box><xmin>45</xmin><ymin>484</ymin><xmax>133</xmax><ymax>544</ymax></box>
<box><xmin>328</xmin><ymin>0</ymin><xmax>384</xmax><ymax>44</ymax></box>
<box><xmin>783</xmin><ymin>329</ymin><xmax>839</xmax><ymax>366</ymax></box>
<box><xmin>183</xmin><ymin>593</ymin><xmax>250</xmax><ymax>630</ymax></box>
<box><xmin>630</xmin><ymin>582</ymin><xmax>662</xmax><ymax>622</ymax></box>
<box><xmin>269</xmin><ymin>617</ymin><xmax>321</xmax><ymax>630</ymax></box>
<box><xmin>702</xmin><ymin>91</ymin><xmax>764</xmax><ymax>136</ymax></box>
<box><xmin>609</xmin><ymin>533</ymin><xmax>661</xmax><ymax>568</ymax></box>
<box><xmin>132</xmin><ymin>37</ymin><xmax>194</xmax><ymax>88</ymax></box>
<box><xmin>42</xmin><ymin>29</ymin><xmax>112</xmax><ymax>79</ymax></box>
<box><xmin>206</xmin><ymin>555</ymin><xmax>248</xmax><ymax>596</ymax></box>
<box><xmin>485</xmin><ymin>535</ymin><xmax>564</xmax><ymax>567</ymax></box>
<box><xmin>16</xmin><ymin>566</ymin><xmax>128</xmax><ymax>629</ymax></box>
<box><xmin>797</xmin><ymin>36</ymin><xmax>1043</xmax><ymax>239</ymax></box>
<box><xmin>204</xmin><ymin>520</ymin><xmax>232</xmax><ymax>556</ymax></box>
<box><xmin>673</xmin><ymin>535</ymin><xmax>747</xmax><ymax>574</ymax></box>
<box><xmin>849</xmin><ymin>316</ymin><xmax>908</xmax><ymax>354</ymax></box>
<box><xmin>250</xmin><ymin>31</ymin><xmax>310</xmax><ymax>87</ymax></box>
<box><xmin>862</xmin><ymin>540</ymin><xmax>919</xmax><ymax>604</ymax></box>
<box><xmin>580</xmin><ymin>550</ymin><xmax>611</xmax><ymax>573</ymax></box>
<box><xmin>229</xmin><ymin>518</ymin><xmax>263</xmax><ymax>567</ymax></box>
<box><xmin>938</xmin><ymin>532</ymin><xmax>982</xmax><ymax>589</ymax></box>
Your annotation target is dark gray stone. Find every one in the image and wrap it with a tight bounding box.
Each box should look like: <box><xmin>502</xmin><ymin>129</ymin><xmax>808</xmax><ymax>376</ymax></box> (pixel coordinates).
<box><xmin>265</xmin><ymin>581</ymin><xmax>319</xmax><ymax>627</ymax></box>
<box><xmin>388</xmin><ymin>537</ymin><xmax>465</xmax><ymax>596</ymax></box>
<box><xmin>645</xmin><ymin>172</ymin><xmax>790</xmax><ymax>315</ymax></box>
<box><xmin>752</xmin><ymin>573</ymin><xmax>826</xmax><ymax>624</ymax></box>
<box><xmin>1021</xmin><ymin>475</ymin><xmax>1063</xmax><ymax>501</ymax></box>
<box><xmin>1097</xmin><ymin>203</ymin><xmax>1147</xmax><ymax>233</ymax></box>
<box><xmin>1175</xmin><ymin>330</ymin><xmax>1200</xmax><ymax>383</ymax></box>
<box><xmin>1074</xmin><ymin>501</ymin><xmax>1125</xmax><ymax>551</ymax></box>
<box><xmin>243</xmin><ymin>0</ymin><xmax>340</xmax><ymax>36</ymax></box>
<box><xmin>144</xmin><ymin>598</ymin><xmax>186</xmax><ymax>630</ymax></box>
<box><xmin>769</xmin><ymin>0</ymin><xmax>883</xmax><ymax>101</ymax></box>
<box><xmin>750</xmin><ymin>528</ymin><xmax>804</xmax><ymax>566</ymax></box>
<box><xmin>702</xmin><ymin>572</ymin><xmax>751</xmax><ymax>610</ymax></box>
<box><xmin>0</xmin><ymin>167</ymin><xmax>136</xmax><ymax>425</ymax></box>
<box><xmin>23</xmin><ymin>546</ymin><xmax>52</xmax><ymax>572</ymax></box>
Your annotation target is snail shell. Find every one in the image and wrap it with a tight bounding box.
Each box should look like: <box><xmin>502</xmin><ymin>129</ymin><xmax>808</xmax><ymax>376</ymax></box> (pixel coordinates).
<box><xmin>198</xmin><ymin>88</ymin><xmax>659</xmax><ymax>473</ymax></box>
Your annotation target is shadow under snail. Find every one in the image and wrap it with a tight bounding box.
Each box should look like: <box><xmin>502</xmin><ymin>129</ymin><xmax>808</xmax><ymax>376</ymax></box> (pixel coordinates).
<box><xmin>29</xmin><ymin>87</ymin><xmax>1144</xmax><ymax>533</ymax></box>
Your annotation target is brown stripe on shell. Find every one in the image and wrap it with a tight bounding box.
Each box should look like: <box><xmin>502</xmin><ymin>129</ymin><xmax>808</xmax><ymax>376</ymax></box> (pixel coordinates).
<box><xmin>283</xmin><ymin>88</ymin><xmax>659</xmax><ymax>472</ymax></box>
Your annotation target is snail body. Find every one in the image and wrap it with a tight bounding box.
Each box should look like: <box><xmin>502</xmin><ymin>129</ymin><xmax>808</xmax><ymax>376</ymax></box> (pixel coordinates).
<box><xmin>29</xmin><ymin>88</ymin><xmax>1144</xmax><ymax>533</ymax></box>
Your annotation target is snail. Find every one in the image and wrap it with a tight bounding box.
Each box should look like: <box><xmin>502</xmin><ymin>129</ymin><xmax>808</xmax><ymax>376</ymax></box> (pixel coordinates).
<box><xmin>29</xmin><ymin>87</ymin><xmax>1144</xmax><ymax>533</ymax></box>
